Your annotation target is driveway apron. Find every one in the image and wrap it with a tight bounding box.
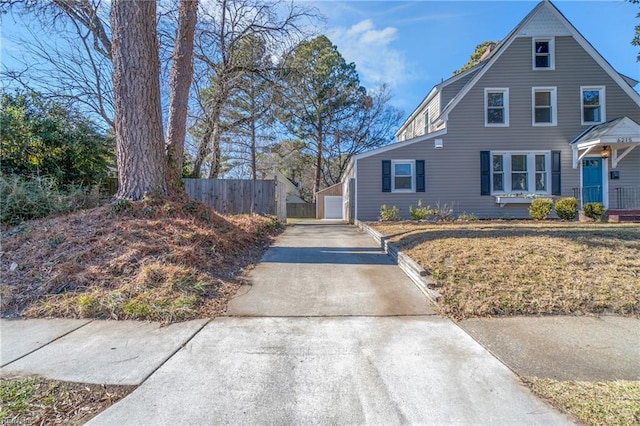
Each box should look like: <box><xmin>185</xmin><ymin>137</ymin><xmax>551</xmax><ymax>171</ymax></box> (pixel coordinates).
<box><xmin>90</xmin><ymin>222</ymin><xmax>569</xmax><ymax>425</ymax></box>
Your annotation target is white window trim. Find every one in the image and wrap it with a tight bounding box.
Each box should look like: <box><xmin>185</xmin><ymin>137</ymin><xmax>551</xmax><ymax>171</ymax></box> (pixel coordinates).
<box><xmin>484</xmin><ymin>88</ymin><xmax>510</xmax><ymax>127</ymax></box>
<box><xmin>580</xmin><ymin>86</ymin><xmax>606</xmax><ymax>125</ymax></box>
<box><xmin>423</xmin><ymin>110</ymin><xmax>429</xmax><ymax>135</ymax></box>
<box><xmin>391</xmin><ymin>159</ymin><xmax>415</xmax><ymax>193</ymax></box>
<box><xmin>490</xmin><ymin>151</ymin><xmax>551</xmax><ymax>196</ymax></box>
<box><xmin>532</xmin><ymin>37</ymin><xmax>555</xmax><ymax>71</ymax></box>
<box><xmin>532</xmin><ymin>86</ymin><xmax>557</xmax><ymax>126</ymax></box>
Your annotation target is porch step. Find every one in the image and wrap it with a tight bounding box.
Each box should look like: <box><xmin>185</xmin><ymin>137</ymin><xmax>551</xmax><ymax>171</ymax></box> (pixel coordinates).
<box><xmin>606</xmin><ymin>209</ymin><xmax>640</xmax><ymax>223</ymax></box>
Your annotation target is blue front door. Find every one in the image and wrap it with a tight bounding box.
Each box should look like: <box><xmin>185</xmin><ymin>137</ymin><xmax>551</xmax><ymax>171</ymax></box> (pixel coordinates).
<box><xmin>582</xmin><ymin>157</ymin><xmax>603</xmax><ymax>204</ymax></box>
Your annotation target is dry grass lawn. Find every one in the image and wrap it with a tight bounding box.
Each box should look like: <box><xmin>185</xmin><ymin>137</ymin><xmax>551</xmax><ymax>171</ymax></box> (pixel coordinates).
<box><xmin>525</xmin><ymin>378</ymin><xmax>640</xmax><ymax>425</ymax></box>
<box><xmin>371</xmin><ymin>221</ymin><xmax>640</xmax><ymax>319</ymax></box>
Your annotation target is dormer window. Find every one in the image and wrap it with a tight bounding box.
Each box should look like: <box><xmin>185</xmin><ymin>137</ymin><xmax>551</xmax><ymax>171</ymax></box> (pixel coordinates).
<box><xmin>533</xmin><ymin>38</ymin><xmax>554</xmax><ymax>70</ymax></box>
<box><xmin>423</xmin><ymin>110</ymin><xmax>429</xmax><ymax>134</ymax></box>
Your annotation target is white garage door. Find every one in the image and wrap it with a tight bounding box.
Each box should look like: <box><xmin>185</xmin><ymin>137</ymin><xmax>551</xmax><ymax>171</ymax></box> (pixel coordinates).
<box><xmin>324</xmin><ymin>196</ymin><xmax>343</xmax><ymax>220</ymax></box>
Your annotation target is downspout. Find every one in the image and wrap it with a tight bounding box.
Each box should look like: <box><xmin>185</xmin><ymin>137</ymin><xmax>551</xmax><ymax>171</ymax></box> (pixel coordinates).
<box><xmin>354</xmin><ymin>159</ymin><xmax>358</xmax><ymax>223</ymax></box>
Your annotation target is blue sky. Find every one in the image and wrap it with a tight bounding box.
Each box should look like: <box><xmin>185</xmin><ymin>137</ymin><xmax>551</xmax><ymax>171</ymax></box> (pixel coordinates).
<box><xmin>1</xmin><ymin>1</ymin><xmax>638</xmax><ymax>121</ymax></box>
<box><xmin>314</xmin><ymin>1</ymin><xmax>640</xmax><ymax>115</ymax></box>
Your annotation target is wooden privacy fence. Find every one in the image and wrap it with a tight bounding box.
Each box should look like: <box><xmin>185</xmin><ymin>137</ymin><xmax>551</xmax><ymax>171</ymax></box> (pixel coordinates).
<box><xmin>184</xmin><ymin>178</ymin><xmax>286</xmax><ymax>221</ymax></box>
<box><xmin>287</xmin><ymin>203</ymin><xmax>316</xmax><ymax>218</ymax></box>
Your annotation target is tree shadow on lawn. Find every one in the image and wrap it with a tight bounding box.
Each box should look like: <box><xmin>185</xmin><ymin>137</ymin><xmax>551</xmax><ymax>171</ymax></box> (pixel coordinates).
<box><xmin>384</xmin><ymin>225</ymin><xmax>640</xmax><ymax>253</ymax></box>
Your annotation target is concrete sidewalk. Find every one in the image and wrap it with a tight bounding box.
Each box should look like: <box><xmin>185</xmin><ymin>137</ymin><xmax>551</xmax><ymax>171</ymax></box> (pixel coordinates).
<box><xmin>1</xmin><ymin>318</ymin><xmax>208</xmax><ymax>385</ymax></box>
<box><xmin>459</xmin><ymin>315</ymin><xmax>640</xmax><ymax>381</ymax></box>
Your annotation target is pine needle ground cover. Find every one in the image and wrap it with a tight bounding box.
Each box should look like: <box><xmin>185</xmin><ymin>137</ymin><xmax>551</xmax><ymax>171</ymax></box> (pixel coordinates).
<box><xmin>1</xmin><ymin>196</ymin><xmax>283</xmax><ymax>323</ymax></box>
<box><xmin>371</xmin><ymin>221</ymin><xmax>640</xmax><ymax>320</ymax></box>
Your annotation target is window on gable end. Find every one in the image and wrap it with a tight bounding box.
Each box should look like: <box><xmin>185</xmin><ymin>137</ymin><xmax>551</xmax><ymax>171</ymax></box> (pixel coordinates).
<box><xmin>485</xmin><ymin>88</ymin><xmax>509</xmax><ymax>127</ymax></box>
<box><xmin>532</xmin><ymin>87</ymin><xmax>557</xmax><ymax>126</ymax></box>
<box><xmin>533</xmin><ymin>38</ymin><xmax>554</xmax><ymax>70</ymax></box>
<box><xmin>581</xmin><ymin>86</ymin><xmax>605</xmax><ymax>125</ymax></box>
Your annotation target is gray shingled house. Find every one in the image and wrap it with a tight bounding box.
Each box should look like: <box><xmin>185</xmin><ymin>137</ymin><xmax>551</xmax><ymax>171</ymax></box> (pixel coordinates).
<box><xmin>339</xmin><ymin>0</ymin><xmax>640</xmax><ymax>222</ymax></box>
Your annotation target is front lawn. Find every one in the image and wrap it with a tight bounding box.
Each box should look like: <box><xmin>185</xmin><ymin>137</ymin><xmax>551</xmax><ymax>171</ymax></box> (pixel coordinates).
<box><xmin>371</xmin><ymin>221</ymin><xmax>640</xmax><ymax>319</ymax></box>
<box><xmin>525</xmin><ymin>378</ymin><xmax>640</xmax><ymax>425</ymax></box>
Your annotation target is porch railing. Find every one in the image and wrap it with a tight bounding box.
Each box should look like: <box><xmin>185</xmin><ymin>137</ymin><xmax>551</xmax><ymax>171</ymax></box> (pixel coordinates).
<box><xmin>572</xmin><ymin>186</ymin><xmax>601</xmax><ymax>205</ymax></box>
<box><xmin>612</xmin><ymin>186</ymin><xmax>640</xmax><ymax>209</ymax></box>
<box><xmin>572</xmin><ymin>186</ymin><xmax>640</xmax><ymax>209</ymax></box>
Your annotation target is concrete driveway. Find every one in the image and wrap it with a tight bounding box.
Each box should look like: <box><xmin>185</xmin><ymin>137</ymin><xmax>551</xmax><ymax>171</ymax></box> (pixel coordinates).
<box><xmin>90</xmin><ymin>222</ymin><xmax>568</xmax><ymax>425</ymax></box>
<box><xmin>227</xmin><ymin>223</ymin><xmax>435</xmax><ymax>317</ymax></box>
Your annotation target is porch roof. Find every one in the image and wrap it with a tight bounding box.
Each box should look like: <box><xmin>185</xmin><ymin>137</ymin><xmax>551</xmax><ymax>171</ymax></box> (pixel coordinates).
<box><xmin>571</xmin><ymin>117</ymin><xmax>640</xmax><ymax>168</ymax></box>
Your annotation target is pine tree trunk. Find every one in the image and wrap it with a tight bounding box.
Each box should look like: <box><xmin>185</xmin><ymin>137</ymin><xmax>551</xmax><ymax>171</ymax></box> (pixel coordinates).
<box><xmin>111</xmin><ymin>0</ymin><xmax>167</xmax><ymax>200</ymax></box>
<box><xmin>166</xmin><ymin>0</ymin><xmax>198</xmax><ymax>193</ymax></box>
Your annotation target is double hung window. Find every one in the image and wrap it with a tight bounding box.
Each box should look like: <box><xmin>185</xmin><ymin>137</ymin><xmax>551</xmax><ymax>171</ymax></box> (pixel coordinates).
<box><xmin>532</xmin><ymin>87</ymin><xmax>557</xmax><ymax>126</ymax></box>
<box><xmin>423</xmin><ymin>110</ymin><xmax>429</xmax><ymax>135</ymax></box>
<box><xmin>581</xmin><ymin>86</ymin><xmax>605</xmax><ymax>125</ymax></box>
<box><xmin>485</xmin><ymin>88</ymin><xmax>509</xmax><ymax>126</ymax></box>
<box><xmin>392</xmin><ymin>160</ymin><xmax>414</xmax><ymax>192</ymax></box>
<box><xmin>533</xmin><ymin>38</ymin><xmax>554</xmax><ymax>69</ymax></box>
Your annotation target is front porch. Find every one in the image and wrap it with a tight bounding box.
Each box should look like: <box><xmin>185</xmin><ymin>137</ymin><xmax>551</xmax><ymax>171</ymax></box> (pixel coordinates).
<box><xmin>573</xmin><ymin>186</ymin><xmax>640</xmax><ymax>222</ymax></box>
<box><xmin>570</xmin><ymin>117</ymin><xmax>640</xmax><ymax>221</ymax></box>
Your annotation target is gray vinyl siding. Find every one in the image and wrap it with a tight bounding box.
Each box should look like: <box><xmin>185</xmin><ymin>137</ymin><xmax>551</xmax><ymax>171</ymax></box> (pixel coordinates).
<box><xmin>356</xmin><ymin>142</ymin><xmax>433</xmax><ymax>221</ymax></box>
<box><xmin>440</xmin><ymin>70</ymin><xmax>478</xmax><ymax>109</ymax></box>
<box><xmin>608</xmin><ymin>148</ymin><xmax>640</xmax><ymax>208</ymax></box>
<box><xmin>355</xmin><ymin>35</ymin><xmax>640</xmax><ymax>220</ymax></box>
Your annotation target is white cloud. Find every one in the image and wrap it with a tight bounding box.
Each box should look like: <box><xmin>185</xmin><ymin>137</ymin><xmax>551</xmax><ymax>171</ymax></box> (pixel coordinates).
<box><xmin>347</xmin><ymin>19</ymin><xmax>374</xmax><ymax>36</ymax></box>
<box><xmin>328</xmin><ymin>19</ymin><xmax>410</xmax><ymax>91</ymax></box>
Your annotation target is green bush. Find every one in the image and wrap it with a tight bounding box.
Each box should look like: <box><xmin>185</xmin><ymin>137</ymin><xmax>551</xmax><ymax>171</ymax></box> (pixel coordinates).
<box><xmin>554</xmin><ymin>197</ymin><xmax>578</xmax><ymax>220</ymax></box>
<box><xmin>379</xmin><ymin>204</ymin><xmax>400</xmax><ymax>222</ymax></box>
<box><xmin>409</xmin><ymin>200</ymin><xmax>435</xmax><ymax>220</ymax></box>
<box><xmin>528</xmin><ymin>198</ymin><xmax>553</xmax><ymax>220</ymax></box>
<box><xmin>0</xmin><ymin>91</ymin><xmax>113</xmax><ymax>186</ymax></box>
<box><xmin>583</xmin><ymin>202</ymin><xmax>605</xmax><ymax>221</ymax></box>
<box><xmin>457</xmin><ymin>212</ymin><xmax>478</xmax><ymax>222</ymax></box>
<box><xmin>0</xmin><ymin>174</ymin><xmax>101</xmax><ymax>225</ymax></box>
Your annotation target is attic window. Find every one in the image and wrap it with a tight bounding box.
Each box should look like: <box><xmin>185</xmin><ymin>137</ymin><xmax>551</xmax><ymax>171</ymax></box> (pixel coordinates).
<box><xmin>533</xmin><ymin>38</ymin><xmax>554</xmax><ymax>70</ymax></box>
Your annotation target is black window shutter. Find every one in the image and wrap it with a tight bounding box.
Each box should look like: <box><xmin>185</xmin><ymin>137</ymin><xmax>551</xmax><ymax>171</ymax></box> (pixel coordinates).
<box><xmin>382</xmin><ymin>160</ymin><xmax>391</xmax><ymax>192</ymax></box>
<box><xmin>551</xmin><ymin>150</ymin><xmax>561</xmax><ymax>195</ymax></box>
<box><xmin>416</xmin><ymin>160</ymin><xmax>425</xmax><ymax>192</ymax></box>
<box><xmin>480</xmin><ymin>151</ymin><xmax>490</xmax><ymax>195</ymax></box>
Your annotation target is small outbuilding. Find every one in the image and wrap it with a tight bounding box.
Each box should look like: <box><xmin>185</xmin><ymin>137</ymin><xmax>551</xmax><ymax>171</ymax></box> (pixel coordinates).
<box><xmin>316</xmin><ymin>183</ymin><xmax>343</xmax><ymax>220</ymax></box>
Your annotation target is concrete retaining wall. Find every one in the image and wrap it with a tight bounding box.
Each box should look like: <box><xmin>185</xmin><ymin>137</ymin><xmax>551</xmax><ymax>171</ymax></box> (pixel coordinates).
<box><xmin>356</xmin><ymin>221</ymin><xmax>441</xmax><ymax>305</ymax></box>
